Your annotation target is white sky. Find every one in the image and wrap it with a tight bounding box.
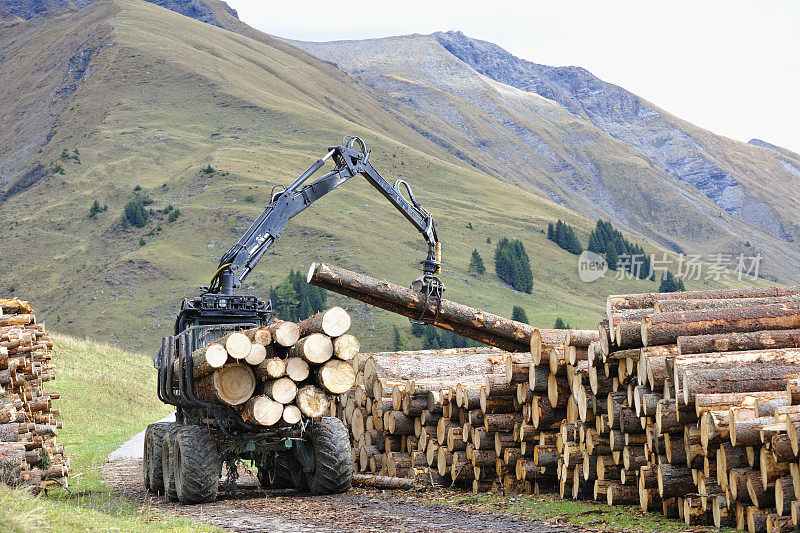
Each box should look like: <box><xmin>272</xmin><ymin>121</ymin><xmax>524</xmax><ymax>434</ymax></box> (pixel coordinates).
<box><xmin>226</xmin><ymin>0</ymin><xmax>800</xmax><ymax>154</ymax></box>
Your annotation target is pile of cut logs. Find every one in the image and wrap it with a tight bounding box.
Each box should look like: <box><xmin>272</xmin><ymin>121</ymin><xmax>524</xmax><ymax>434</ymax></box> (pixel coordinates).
<box><xmin>321</xmin><ymin>264</ymin><xmax>800</xmax><ymax>532</ymax></box>
<box><xmin>0</xmin><ymin>298</ymin><xmax>69</xmax><ymax>492</ymax></box>
<box><xmin>188</xmin><ymin>306</ymin><xmax>359</xmax><ymax>427</ymax></box>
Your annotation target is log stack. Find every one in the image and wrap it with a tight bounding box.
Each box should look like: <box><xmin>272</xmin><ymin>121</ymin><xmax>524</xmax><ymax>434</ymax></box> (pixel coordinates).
<box><xmin>0</xmin><ymin>298</ymin><xmax>69</xmax><ymax>493</ymax></box>
<box><xmin>328</xmin><ymin>281</ymin><xmax>800</xmax><ymax>533</ymax></box>
<box><xmin>186</xmin><ymin>307</ymin><xmax>359</xmax><ymax>428</ymax></box>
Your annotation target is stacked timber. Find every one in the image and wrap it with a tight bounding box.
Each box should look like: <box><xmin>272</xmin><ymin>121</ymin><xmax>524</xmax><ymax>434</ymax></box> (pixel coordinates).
<box><xmin>0</xmin><ymin>298</ymin><xmax>69</xmax><ymax>493</ymax></box>
<box><xmin>185</xmin><ymin>307</ymin><xmax>359</xmax><ymax>428</ymax></box>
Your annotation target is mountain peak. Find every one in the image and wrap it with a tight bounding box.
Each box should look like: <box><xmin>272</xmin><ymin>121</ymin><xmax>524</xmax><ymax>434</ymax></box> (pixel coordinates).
<box><xmin>0</xmin><ymin>0</ymin><xmax>239</xmax><ymax>27</ymax></box>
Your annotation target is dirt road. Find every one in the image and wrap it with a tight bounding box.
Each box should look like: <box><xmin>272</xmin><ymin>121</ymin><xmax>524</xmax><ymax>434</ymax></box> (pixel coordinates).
<box><xmin>101</xmin><ymin>457</ymin><xmax>579</xmax><ymax>532</ymax></box>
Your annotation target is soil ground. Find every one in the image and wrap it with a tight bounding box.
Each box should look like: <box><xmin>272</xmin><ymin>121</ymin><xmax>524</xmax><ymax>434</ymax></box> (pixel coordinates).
<box><xmin>101</xmin><ymin>456</ymin><xmax>579</xmax><ymax>532</ymax></box>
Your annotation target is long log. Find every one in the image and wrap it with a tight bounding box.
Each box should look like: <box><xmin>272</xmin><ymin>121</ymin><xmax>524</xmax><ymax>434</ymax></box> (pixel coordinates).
<box><xmin>240</xmin><ymin>395</ymin><xmax>283</xmax><ymax>426</ymax></box>
<box><xmin>174</xmin><ymin>342</ymin><xmax>228</xmax><ymax>378</ymax></box>
<box><xmin>678</xmin><ymin>329</ymin><xmax>800</xmax><ymax>355</ymax></box>
<box><xmin>298</xmin><ymin>307</ymin><xmax>351</xmax><ymax>337</ymax></box>
<box><xmin>351</xmin><ymin>473</ymin><xmax>415</xmax><ymax>490</ymax></box>
<box><xmin>307</xmin><ymin>262</ymin><xmax>532</xmax><ymax>351</ymax></box>
<box><xmin>642</xmin><ymin>302</ymin><xmax>800</xmax><ymax>347</ymax></box>
<box><xmin>295</xmin><ymin>385</ymin><xmax>329</xmax><ymax>418</ymax></box>
<box><xmin>656</xmin><ymin>295</ymin><xmax>800</xmax><ymax>313</ymax></box>
<box><xmin>194</xmin><ymin>364</ymin><xmax>255</xmax><ymax>406</ymax></box>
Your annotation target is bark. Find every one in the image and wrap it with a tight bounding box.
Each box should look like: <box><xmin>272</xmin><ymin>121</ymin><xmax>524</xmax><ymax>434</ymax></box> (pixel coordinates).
<box><xmin>194</xmin><ymin>363</ymin><xmax>255</xmax><ymax>406</ymax></box>
<box><xmin>565</xmin><ymin>329</ymin><xmax>599</xmax><ymax>349</ymax></box>
<box><xmin>351</xmin><ymin>473</ymin><xmax>414</xmax><ymax>490</ymax></box>
<box><xmin>308</xmin><ymin>262</ymin><xmax>532</xmax><ymax>351</ymax></box>
<box><xmin>681</xmin><ymin>360</ymin><xmax>800</xmax><ymax>406</ymax></box>
<box><xmin>608</xmin><ymin>286</ymin><xmax>800</xmax><ymax>315</ymax></box>
<box><xmin>298</xmin><ymin>306</ymin><xmax>351</xmax><ymax>337</ymax></box>
<box><xmin>694</xmin><ymin>391</ymin><xmax>786</xmax><ymax>418</ymax></box>
<box><xmin>657</xmin><ymin>295</ymin><xmax>800</xmax><ymax>313</ymax></box>
<box><xmin>657</xmin><ymin>463</ymin><xmax>694</xmax><ymax>498</ymax></box>
<box><xmin>679</xmin><ymin>329</ymin><xmax>800</xmax><ymax>355</ymax></box>
<box><xmin>642</xmin><ymin>301</ymin><xmax>800</xmax><ymax>347</ymax></box>
<box><xmin>174</xmin><ymin>342</ymin><xmax>228</xmax><ymax>378</ymax></box>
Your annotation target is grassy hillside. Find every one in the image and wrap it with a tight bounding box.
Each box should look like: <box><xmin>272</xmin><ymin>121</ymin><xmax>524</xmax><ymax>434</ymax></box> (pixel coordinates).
<box><xmin>0</xmin><ymin>0</ymin><xmax>764</xmax><ymax>354</ymax></box>
<box><xmin>0</xmin><ymin>333</ymin><xmax>214</xmax><ymax>532</ymax></box>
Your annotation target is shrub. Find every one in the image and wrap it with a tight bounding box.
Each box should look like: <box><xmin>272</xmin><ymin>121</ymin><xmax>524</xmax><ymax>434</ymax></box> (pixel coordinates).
<box><xmin>89</xmin><ymin>199</ymin><xmax>102</xmax><ymax>218</ymax></box>
<box><xmin>138</xmin><ymin>237</ymin><xmax>146</xmax><ymax>247</ymax></box>
<box><xmin>494</xmin><ymin>238</ymin><xmax>533</xmax><ymax>293</ymax></box>
<box><xmin>202</xmin><ymin>165</ymin><xmax>215</xmax><ymax>174</ymax></box>
<box><xmin>168</xmin><ymin>208</ymin><xmax>181</xmax><ymax>222</ymax></box>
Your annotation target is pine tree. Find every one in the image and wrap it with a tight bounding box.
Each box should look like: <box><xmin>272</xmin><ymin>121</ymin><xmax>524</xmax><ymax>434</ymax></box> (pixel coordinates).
<box><xmin>547</xmin><ymin>222</ymin><xmax>554</xmax><ymax>241</ymax></box>
<box><xmin>554</xmin><ymin>317</ymin><xmax>570</xmax><ymax>329</ymax></box>
<box><xmin>659</xmin><ymin>271</ymin><xmax>685</xmax><ymax>293</ymax></box>
<box><xmin>494</xmin><ymin>238</ymin><xmax>533</xmax><ymax>293</ymax></box>
<box><xmin>468</xmin><ymin>249</ymin><xmax>486</xmax><ymax>275</ymax></box>
<box><xmin>606</xmin><ymin>245</ymin><xmax>618</xmax><ymax>271</ymax></box>
<box><xmin>512</xmin><ymin>305</ymin><xmax>529</xmax><ymax>324</ymax></box>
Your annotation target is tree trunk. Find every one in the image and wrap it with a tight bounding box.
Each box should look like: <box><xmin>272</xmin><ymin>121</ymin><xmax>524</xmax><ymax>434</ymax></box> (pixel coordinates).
<box><xmin>308</xmin><ymin>262</ymin><xmax>532</xmax><ymax>351</ymax></box>
<box><xmin>657</xmin><ymin>295</ymin><xmax>800</xmax><ymax>313</ymax></box>
<box><xmin>194</xmin><ymin>364</ymin><xmax>255</xmax><ymax>406</ymax></box>
<box><xmin>298</xmin><ymin>306</ymin><xmax>351</xmax><ymax>337</ymax></box>
<box><xmin>352</xmin><ymin>473</ymin><xmax>415</xmax><ymax>489</ymax></box>
<box><xmin>263</xmin><ymin>377</ymin><xmax>298</xmax><ymax>404</ymax></box>
<box><xmin>243</xmin><ymin>326</ymin><xmax>272</xmax><ymax>346</ymax></box>
<box><xmin>315</xmin><ymin>359</ymin><xmax>356</xmax><ymax>394</ymax></box>
<box><xmin>217</xmin><ymin>331</ymin><xmax>252</xmax><ymax>360</ymax></box>
<box><xmin>289</xmin><ymin>333</ymin><xmax>334</xmax><ymax>364</ymax></box>
<box><xmin>267</xmin><ymin>320</ymin><xmax>301</xmax><ymax>347</ymax></box>
<box><xmin>240</xmin><ymin>395</ymin><xmax>283</xmax><ymax>426</ymax></box>
<box><xmin>174</xmin><ymin>342</ymin><xmax>228</xmax><ymax>378</ymax></box>
<box><xmin>642</xmin><ymin>301</ymin><xmax>800</xmax><ymax>347</ymax></box>
<box><xmin>679</xmin><ymin>329</ymin><xmax>800</xmax><ymax>355</ymax></box>
<box><xmin>285</xmin><ymin>358</ymin><xmax>310</xmax><ymax>382</ymax></box>
<box><xmin>255</xmin><ymin>356</ymin><xmax>286</xmax><ymax>380</ymax></box>
<box><xmin>681</xmin><ymin>362</ymin><xmax>800</xmax><ymax>406</ymax></box>
<box><xmin>333</xmin><ymin>334</ymin><xmax>360</xmax><ymax>361</ymax></box>
<box><xmin>531</xmin><ymin>329</ymin><xmax>568</xmax><ymax>364</ymax></box>
<box><xmin>244</xmin><ymin>343</ymin><xmax>267</xmax><ymax>366</ymax></box>
<box><xmin>282</xmin><ymin>404</ymin><xmax>302</xmax><ymax>425</ymax></box>
<box><xmin>295</xmin><ymin>385</ymin><xmax>329</xmax><ymax>418</ymax></box>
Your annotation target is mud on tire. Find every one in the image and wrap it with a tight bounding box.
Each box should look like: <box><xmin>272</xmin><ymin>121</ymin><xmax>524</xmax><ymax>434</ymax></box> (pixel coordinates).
<box><xmin>307</xmin><ymin>417</ymin><xmax>352</xmax><ymax>494</ymax></box>
<box><xmin>144</xmin><ymin>422</ymin><xmax>170</xmax><ymax>493</ymax></box>
<box><xmin>173</xmin><ymin>425</ymin><xmax>220</xmax><ymax>504</ymax></box>
<box><xmin>161</xmin><ymin>424</ymin><xmax>180</xmax><ymax>501</ymax></box>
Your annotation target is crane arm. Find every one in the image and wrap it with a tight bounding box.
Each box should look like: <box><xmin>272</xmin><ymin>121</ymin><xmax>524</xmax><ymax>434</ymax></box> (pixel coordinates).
<box><xmin>207</xmin><ymin>137</ymin><xmax>443</xmax><ymax>318</ymax></box>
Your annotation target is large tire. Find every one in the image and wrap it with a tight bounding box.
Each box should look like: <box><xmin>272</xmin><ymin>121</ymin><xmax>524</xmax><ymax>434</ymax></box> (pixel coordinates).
<box><xmin>307</xmin><ymin>417</ymin><xmax>352</xmax><ymax>494</ymax></box>
<box><xmin>144</xmin><ymin>422</ymin><xmax>170</xmax><ymax>493</ymax></box>
<box><xmin>173</xmin><ymin>425</ymin><xmax>220</xmax><ymax>504</ymax></box>
<box><xmin>161</xmin><ymin>424</ymin><xmax>180</xmax><ymax>501</ymax></box>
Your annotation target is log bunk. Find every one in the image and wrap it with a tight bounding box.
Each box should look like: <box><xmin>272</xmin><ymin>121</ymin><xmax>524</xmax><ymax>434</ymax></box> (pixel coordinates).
<box><xmin>311</xmin><ymin>263</ymin><xmax>800</xmax><ymax>532</ymax></box>
<box><xmin>0</xmin><ymin>298</ymin><xmax>69</xmax><ymax>493</ymax></box>
<box><xmin>185</xmin><ymin>306</ymin><xmax>359</xmax><ymax>427</ymax></box>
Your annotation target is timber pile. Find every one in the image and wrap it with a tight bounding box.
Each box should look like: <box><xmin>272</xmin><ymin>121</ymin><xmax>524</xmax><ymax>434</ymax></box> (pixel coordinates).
<box><xmin>0</xmin><ymin>298</ymin><xmax>69</xmax><ymax>493</ymax></box>
<box><xmin>329</xmin><ymin>280</ymin><xmax>800</xmax><ymax>532</ymax></box>
<box><xmin>187</xmin><ymin>306</ymin><xmax>359</xmax><ymax>427</ymax></box>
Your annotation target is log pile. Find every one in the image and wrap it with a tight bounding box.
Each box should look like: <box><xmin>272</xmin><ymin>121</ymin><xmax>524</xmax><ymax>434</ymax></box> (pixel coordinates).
<box><xmin>189</xmin><ymin>307</ymin><xmax>359</xmax><ymax>427</ymax></box>
<box><xmin>0</xmin><ymin>298</ymin><xmax>69</xmax><ymax>493</ymax></box>
<box><xmin>329</xmin><ymin>282</ymin><xmax>800</xmax><ymax>532</ymax></box>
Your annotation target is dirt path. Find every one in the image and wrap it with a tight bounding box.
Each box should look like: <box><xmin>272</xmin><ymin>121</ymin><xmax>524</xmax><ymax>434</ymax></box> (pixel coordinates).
<box><xmin>101</xmin><ymin>457</ymin><xmax>579</xmax><ymax>532</ymax></box>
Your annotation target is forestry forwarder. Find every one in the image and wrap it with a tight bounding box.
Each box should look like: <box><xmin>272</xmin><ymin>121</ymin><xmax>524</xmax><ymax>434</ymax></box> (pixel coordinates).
<box><xmin>144</xmin><ymin>137</ymin><xmax>444</xmax><ymax>504</ymax></box>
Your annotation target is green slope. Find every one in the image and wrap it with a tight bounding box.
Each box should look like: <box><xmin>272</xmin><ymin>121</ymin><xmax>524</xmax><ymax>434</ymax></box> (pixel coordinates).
<box><xmin>0</xmin><ymin>0</ymin><xmax>762</xmax><ymax>353</ymax></box>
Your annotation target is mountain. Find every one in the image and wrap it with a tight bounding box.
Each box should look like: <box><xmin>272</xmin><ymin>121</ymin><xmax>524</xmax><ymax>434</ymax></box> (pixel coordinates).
<box><xmin>0</xmin><ymin>0</ymin><xmax>764</xmax><ymax>351</ymax></box>
<box><xmin>294</xmin><ymin>31</ymin><xmax>800</xmax><ymax>283</ymax></box>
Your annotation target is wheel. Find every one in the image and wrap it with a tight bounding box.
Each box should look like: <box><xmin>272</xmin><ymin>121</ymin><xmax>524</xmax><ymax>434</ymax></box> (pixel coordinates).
<box><xmin>306</xmin><ymin>417</ymin><xmax>352</xmax><ymax>494</ymax></box>
<box><xmin>289</xmin><ymin>454</ymin><xmax>310</xmax><ymax>492</ymax></box>
<box><xmin>144</xmin><ymin>422</ymin><xmax>170</xmax><ymax>493</ymax></box>
<box><xmin>173</xmin><ymin>425</ymin><xmax>220</xmax><ymax>504</ymax></box>
<box><xmin>161</xmin><ymin>424</ymin><xmax>180</xmax><ymax>501</ymax></box>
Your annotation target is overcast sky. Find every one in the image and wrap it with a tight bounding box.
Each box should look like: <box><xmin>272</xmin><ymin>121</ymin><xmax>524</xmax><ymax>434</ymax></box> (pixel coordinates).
<box><xmin>226</xmin><ymin>0</ymin><xmax>800</xmax><ymax>154</ymax></box>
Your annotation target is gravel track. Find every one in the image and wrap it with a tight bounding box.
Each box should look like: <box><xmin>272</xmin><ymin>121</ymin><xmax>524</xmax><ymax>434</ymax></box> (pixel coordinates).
<box><xmin>102</xmin><ymin>456</ymin><xmax>579</xmax><ymax>532</ymax></box>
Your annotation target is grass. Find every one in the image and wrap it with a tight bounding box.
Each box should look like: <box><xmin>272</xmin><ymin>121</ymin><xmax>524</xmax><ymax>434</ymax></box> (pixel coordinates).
<box><xmin>425</xmin><ymin>490</ymin><xmax>705</xmax><ymax>532</ymax></box>
<box><xmin>0</xmin><ymin>334</ymin><xmax>219</xmax><ymax>532</ymax></box>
